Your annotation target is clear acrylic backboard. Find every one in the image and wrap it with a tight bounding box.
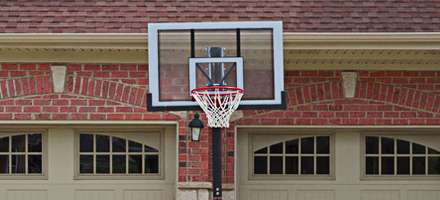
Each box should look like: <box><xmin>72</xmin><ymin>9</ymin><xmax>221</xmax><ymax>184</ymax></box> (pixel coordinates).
<box><xmin>147</xmin><ymin>21</ymin><xmax>285</xmax><ymax>111</ymax></box>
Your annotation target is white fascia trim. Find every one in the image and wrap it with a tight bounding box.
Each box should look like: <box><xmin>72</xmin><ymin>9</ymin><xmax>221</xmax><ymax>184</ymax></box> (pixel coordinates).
<box><xmin>0</xmin><ymin>32</ymin><xmax>439</xmax><ymax>50</ymax></box>
<box><xmin>284</xmin><ymin>32</ymin><xmax>440</xmax><ymax>50</ymax></box>
<box><xmin>0</xmin><ymin>34</ymin><xmax>149</xmax><ymax>50</ymax></box>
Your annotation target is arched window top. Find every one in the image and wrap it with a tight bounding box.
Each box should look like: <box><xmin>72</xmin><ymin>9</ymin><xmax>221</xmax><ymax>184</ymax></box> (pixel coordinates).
<box><xmin>366</xmin><ymin>136</ymin><xmax>440</xmax><ymax>155</ymax></box>
<box><xmin>252</xmin><ymin>135</ymin><xmax>332</xmax><ymax>176</ymax></box>
<box><xmin>364</xmin><ymin>135</ymin><xmax>440</xmax><ymax>176</ymax></box>
<box><xmin>79</xmin><ymin>134</ymin><xmax>159</xmax><ymax>153</ymax></box>
<box><xmin>78</xmin><ymin>133</ymin><xmax>161</xmax><ymax>176</ymax></box>
<box><xmin>254</xmin><ymin>136</ymin><xmax>330</xmax><ymax>155</ymax></box>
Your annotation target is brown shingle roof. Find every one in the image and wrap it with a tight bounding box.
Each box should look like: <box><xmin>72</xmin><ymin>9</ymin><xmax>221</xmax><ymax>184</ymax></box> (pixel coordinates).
<box><xmin>1</xmin><ymin>0</ymin><xmax>439</xmax><ymax>33</ymax></box>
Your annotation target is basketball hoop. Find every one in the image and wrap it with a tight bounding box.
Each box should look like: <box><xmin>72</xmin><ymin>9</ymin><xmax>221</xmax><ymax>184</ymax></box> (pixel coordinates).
<box><xmin>191</xmin><ymin>86</ymin><xmax>243</xmax><ymax>128</ymax></box>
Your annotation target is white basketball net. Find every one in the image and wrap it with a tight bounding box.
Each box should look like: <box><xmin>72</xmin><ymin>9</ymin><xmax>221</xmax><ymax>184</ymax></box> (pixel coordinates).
<box><xmin>191</xmin><ymin>87</ymin><xmax>243</xmax><ymax>128</ymax></box>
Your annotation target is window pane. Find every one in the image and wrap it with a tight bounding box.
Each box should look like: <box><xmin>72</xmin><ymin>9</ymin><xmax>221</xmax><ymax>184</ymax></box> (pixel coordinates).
<box><xmin>301</xmin><ymin>156</ymin><xmax>314</xmax><ymax>174</ymax></box>
<box><xmin>28</xmin><ymin>155</ymin><xmax>42</xmax><ymax>174</ymax></box>
<box><xmin>366</xmin><ymin>136</ymin><xmax>379</xmax><ymax>154</ymax></box>
<box><xmin>301</xmin><ymin>137</ymin><xmax>314</xmax><ymax>154</ymax></box>
<box><xmin>12</xmin><ymin>135</ymin><xmax>25</xmax><ymax>152</ymax></box>
<box><xmin>285</xmin><ymin>139</ymin><xmax>298</xmax><ymax>154</ymax></box>
<box><xmin>270</xmin><ymin>142</ymin><xmax>283</xmax><ymax>154</ymax></box>
<box><xmin>285</xmin><ymin>156</ymin><xmax>298</xmax><ymax>174</ymax></box>
<box><xmin>145</xmin><ymin>155</ymin><xmax>159</xmax><ymax>173</ymax></box>
<box><xmin>397</xmin><ymin>139</ymin><xmax>410</xmax><ymax>154</ymax></box>
<box><xmin>129</xmin><ymin>155</ymin><xmax>142</xmax><ymax>173</ymax></box>
<box><xmin>316</xmin><ymin>156</ymin><xmax>330</xmax><ymax>174</ymax></box>
<box><xmin>113</xmin><ymin>155</ymin><xmax>126</xmax><ymax>173</ymax></box>
<box><xmin>381</xmin><ymin>137</ymin><xmax>394</xmax><ymax>154</ymax></box>
<box><xmin>96</xmin><ymin>135</ymin><xmax>110</xmax><ymax>152</ymax></box>
<box><xmin>254</xmin><ymin>156</ymin><xmax>267</xmax><ymax>174</ymax></box>
<box><xmin>366</xmin><ymin>156</ymin><xmax>379</xmax><ymax>175</ymax></box>
<box><xmin>381</xmin><ymin>157</ymin><xmax>394</xmax><ymax>175</ymax></box>
<box><xmin>0</xmin><ymin>155</ymin><xmax>8</xmax><ymax>173</ymax></box>
<box><xmin>80</xmin><ymin>155</ymin><xmax>93</xmax><ymax>173</ymax></box>
<box><xmin>11</xmin><ymin>155</ymin><xmax>25</xmax><ymax>173</ymax></box>
<box><xmin>428</xmin><ymin>148</ymin><xmax>440</xmax><ymax>154</ymax></box>
<box><xmin>0</xmin><ymin>137</ymin><xmax>9</xmax><ymax>152</ymax></box>
<box><xmin>412</xmin><ymin>143</ymin><xmax>425</xmax><ymax>154</ymax></box>
<box><xmin>80</xmin><ymin>134</ymin><xmax>93</xmax><ymax>152</ymax></box>
<box><xmin>145</xmin><ymin>145</ymin><xmax>158</xmax><ymax>153</ymax></box>
<box><xmin>428</xmin><ymin>157</ymin><xmax>440</xmax><ymax>175</ymax></box>
<box><xmin>129</xmin><ymin>141</ymin><xmax>142</xmax><ymax>152</ymax></box>
<box><xmin>269</xmin><ymin>156</ymin><xmax>283</xmax><ymax>174</ymax></box>
<box><xmin>112</xmin><ymin>137</ymin><xmax>126</xmax><ymax>152</ymax></box>
<box><xmin>254</xmin><ymin>147</ymin><xmax>267</xmax><ymax>154</ymax></box>
<box><xmin>96</xmin><ymin>155</ymin><xmax>110</xmax><ymax>173</ymax></box>
<box><xmin>28</xmin><ymin>134</ymin><xmax>42</xmax><ymax>152</ymax></box>
<box><xmin>412</xmin><ymin>157</ymin><xmax>425</xmax><ymax>175</ymax></box>
<box><xmin>397</xmin><ymin>157</ymin><xmax>410</xmax><ymax>175</ymax></box>
<box><xmin>316</xmin><ymin>136</ymin><xmax>329</xmax><ymax>154</ymax></box>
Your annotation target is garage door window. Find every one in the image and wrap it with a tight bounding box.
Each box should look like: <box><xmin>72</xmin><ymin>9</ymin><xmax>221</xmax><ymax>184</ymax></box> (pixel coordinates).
<box><xmin>364</xmin><ymin>135</ymin><xmax>440</xmax><ymax>178</ymax></box>
<box><xmin>76</xmin><ymin>132</ymin><xmax>163</xmax><ymax>179</ymax></box>
<box><xmin>251</xmin><ymin>135</ymin><xmax>333</xmax><ymax>179</ymax></box>
<box><xmin>0</xmin><ymin>133</ymin><xmax>46</xmax><ymax>179</ymax></box>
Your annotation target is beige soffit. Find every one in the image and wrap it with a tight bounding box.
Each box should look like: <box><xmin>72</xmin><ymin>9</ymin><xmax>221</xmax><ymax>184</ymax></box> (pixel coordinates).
<box><xmin>0</xmin><ymin>33</ymin><xmax>439</xmax><ymax>69</ymax></box>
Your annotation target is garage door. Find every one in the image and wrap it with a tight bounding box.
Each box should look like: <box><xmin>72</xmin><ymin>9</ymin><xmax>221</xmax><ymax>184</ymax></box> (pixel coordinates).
<box><xmin>238</xmin><ymin>129</ymin><xmax>440</xmax><ymax>200</ymax></box>
<box><xmin>0</xmin><ymin>126</ymin><xmax>176</xmax><ymax>200</ymax></box>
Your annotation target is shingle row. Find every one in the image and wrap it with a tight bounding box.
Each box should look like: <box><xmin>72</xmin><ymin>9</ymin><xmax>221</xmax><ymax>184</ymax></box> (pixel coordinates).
<box><xmin>0</xmin><ymin>0</ymin><xmax>439</xmax><ymax>33</ymax></box>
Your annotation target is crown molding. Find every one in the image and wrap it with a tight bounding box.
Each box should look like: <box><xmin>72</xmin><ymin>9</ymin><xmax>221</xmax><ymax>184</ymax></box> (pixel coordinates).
<box><xmin>283</xmin><ymin>33</ymin><xmax>440</xmax><ymax>50</ymax></box>
<box><xmin>0</xmin><ymin>33</ymin><xmax>439</xmax><ymax>50</ymax></box>
<box><xmin>0</xmin><ymin>33</ymin><xmax>439</xmax><ymax>67</ymax></box>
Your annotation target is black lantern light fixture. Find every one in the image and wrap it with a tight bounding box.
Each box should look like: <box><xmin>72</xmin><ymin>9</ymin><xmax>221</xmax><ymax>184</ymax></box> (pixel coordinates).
<box><xmin>188</xmin><ymin>113</ymin><xmax>204</xmax><ymax>142</ymax></box>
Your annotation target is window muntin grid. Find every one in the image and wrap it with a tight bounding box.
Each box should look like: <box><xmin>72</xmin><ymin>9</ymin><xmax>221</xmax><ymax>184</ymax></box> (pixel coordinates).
<box><xmin>0</xmin><ymin>133</ymin><xmax>43</xmax><ymax>176</ymax></box>
<box><xmin>78</xmin><ymin>133</ymin><xmax>160</xmax><ymax>177</ymax></box>
<box><xmin>364</xmin><ymin>136</ymin><xmax>440</xmax><ymax>176</ymax></box>
<box><xmin>253</xmin><ymin>136</ymin><xmax>331</xmax><ymax>176</ymax></box>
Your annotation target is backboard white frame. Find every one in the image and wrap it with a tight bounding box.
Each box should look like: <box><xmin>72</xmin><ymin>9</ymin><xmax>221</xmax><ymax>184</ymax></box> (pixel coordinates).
<box><xmin>148</xmin><ymin>21</ymin><xmax>284</xmax><ymax>110</ymax></box>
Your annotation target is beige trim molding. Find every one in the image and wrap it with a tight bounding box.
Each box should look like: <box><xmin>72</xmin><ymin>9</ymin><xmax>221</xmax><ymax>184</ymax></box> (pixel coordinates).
<box><xmin>1</xmin><ymin>33</ymin><xmax>439</xmax><ymax>49</ymax></box>
<box><xmin>178</xmin><ymin>182</ymin><xmax>235</xmax><ymax>190</ymax></box>
<box><xmin>0</xmin><ymin>34</ymin><xmax>147</xmax><ymax>50</ymax></box>
<box><xmin>0</xmin><ymin>33</ymin><xmax>439</xmax><ymax>68</ymax></box>
<box><xmin>235</xmin><ymin>125</ymin><xmax>440</xmax><ymax>130</ymax></box>
<box><xmin>284</xmin><ymin>33</ymin><xmax>440</xmax><ymax>50</ymax></box>
<box><xmin>0</xmin><ymin>34</ymin><xmax>148</xmax><ymax>64</ymax></box>
<box><xmin>0</xmin><ymin>120</ymin><xmax>178</xmax><ymax>127</ymax></box>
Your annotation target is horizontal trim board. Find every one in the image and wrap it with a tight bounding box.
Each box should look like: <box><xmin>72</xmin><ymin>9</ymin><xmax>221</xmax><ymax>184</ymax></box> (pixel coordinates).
<box><xmin>0</xmin><ymin>120</ymin><xmax>178</xmax><ymax>125</ymax></box>
<box><xmin>0</xmin><ymin>33</ymin><xmax>439</xmax><ymax>50</ymax></box>
<box><xmin>0</xmin><ymin>33</ymin><xmax>439</xmax><ymax>67</ymax></box>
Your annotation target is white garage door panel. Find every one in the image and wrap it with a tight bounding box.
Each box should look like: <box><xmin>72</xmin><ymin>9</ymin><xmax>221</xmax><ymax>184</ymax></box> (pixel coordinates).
<box><xmin>297</xmin><ymin>190</ymin><xmax>335</xmax><ymax>200</ymax></box>
<box><xmin>7</xmin><ymin>190</ymin><xmax>48</xmax><ymax>200</ymax></box>
<box><xmin>123</xmin><ymin>190</ymin><xmax>164</xmax><ymax>200</ymax></box>
<box><xmin>249</xmin><ymin>189</ymin><xmax>289</xmax><ymax>200</ymax></box>
<box><xmin>239</xmin><ymin>130</ymin><xmax>440</xmax><ymax>200</ymax></box>
<box><xmin>0</xmin><ymin>126</ymin><xmax>176</xmax><ymax>200</ymax></box>
<box><xmin>75</xmin><ymin>190</ymin><xmax>115</xmax><ymax>200</ymax></box>
<box><xmin>408</xmin><ymin>190</ymin><xmax>440</xmax><ymax>200</ymax></box>
<box><xmin>361</xmin><ymin>190</ymin><xmax>400</xmax><ymax>200</ymax></box>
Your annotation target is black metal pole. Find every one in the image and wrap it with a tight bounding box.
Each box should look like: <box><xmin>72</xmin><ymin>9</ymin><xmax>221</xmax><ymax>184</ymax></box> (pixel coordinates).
<box><xmin>212</xmin><ymin>127</ymin><xmax>222</xmax><ymax>199</ymax></box>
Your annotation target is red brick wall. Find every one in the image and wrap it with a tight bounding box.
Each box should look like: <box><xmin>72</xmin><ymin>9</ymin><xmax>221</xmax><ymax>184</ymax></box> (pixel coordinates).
<box><xmin>1</xmin><ymin>63</ymin><xmax>440</xmax><ymax>184</ymax></box>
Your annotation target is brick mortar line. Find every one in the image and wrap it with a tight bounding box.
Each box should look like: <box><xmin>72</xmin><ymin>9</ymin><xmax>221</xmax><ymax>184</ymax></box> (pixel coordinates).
<box><xmin>283</xmin><ymin>81</ymin><xmax>440</xmax><ymax>113</ymax></box>
<box><xmin>284</xmin><ymin>80</ymin><xmax>341</xmax><ymax>90</ymax></box>
<box><xmin>358</xmin><ymin>80</ymin><xmax>440</xmax><ymax>95</ymax></box>
<box><xmin>67</xmin><ymin>75</ymin><xmax>148</xmax><ymax>91</ymax></box>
